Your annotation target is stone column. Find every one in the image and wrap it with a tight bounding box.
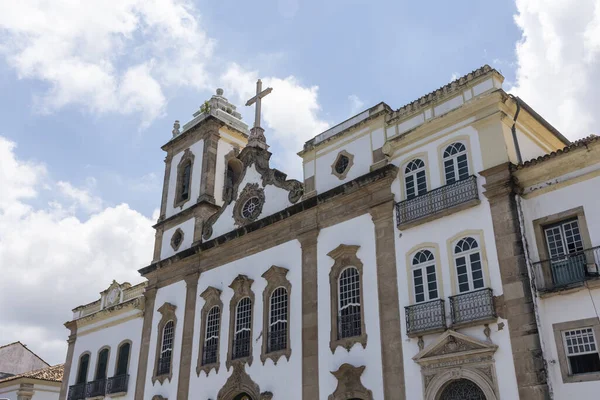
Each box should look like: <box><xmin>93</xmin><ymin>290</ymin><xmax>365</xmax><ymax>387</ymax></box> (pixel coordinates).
<box><xmin>17</xmin><ymin>383</ymin><xmax>34</xmax><ymax>400</ymax></box>
<box><xmin>370</xmin><ymin>202</ymin><xmax>406</xmax><ymax>400</ymax></box>
<box><xmin>480</xmin><ymin>163</ymin><xmax>549</xmax><ymax>399</ymax></box>
<box><xmin>198</xmin><ymin>127</ymin><xmax>220</xmax><ymax>204</ymax></box>
<box><xmin>134</xmin><ymin>286</ymin><xmax>157</xmax><ymax>400</ymax></box>
<box><xmin>58</xmin><ymin>323</ymin><xmax>77</xmax><ymax>400</ymax></box>
<box><xmin>152</xmin><ymin>226</ymin><xmax>164</xmax><ymax>263</ymax></box>
<box><xmin>298</xmin><ymin>229</ymin><xmax>320</xmax><ymax>400</ymax></box>
<box><xmin>159</xmin><ymin>154</ymin><xmax>173</xmax><ymax>220</ymax></box>
<box><xmin>176</xmin><ymin>272</ymin><xmax>200</xmax><ymax>400</ymax></box>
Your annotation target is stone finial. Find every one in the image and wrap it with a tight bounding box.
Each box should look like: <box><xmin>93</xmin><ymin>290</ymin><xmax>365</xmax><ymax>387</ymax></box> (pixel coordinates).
<box><xmin>216</xmin><ymin>88</ymin><xmax>224</xmax><ymax>96</ymax></box>
<box><xmin>172</xmin><ymin>120</ymin><xmax>180</xmax><ymax>137</ymax></box>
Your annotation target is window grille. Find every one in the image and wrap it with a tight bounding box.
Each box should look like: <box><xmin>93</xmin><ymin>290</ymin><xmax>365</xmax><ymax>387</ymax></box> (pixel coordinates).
<box><xmin>268</xmin><ymin>287</ymin><xmax>288</xmax><ymax>352</ymax></box>
<box><xmin>241</xmin><ymin>197</ymin><xmax>261</xmax><ymax>219</ymax></box>
<box><xmin>233</xmin><ymin>297</ymin><xmax>252</xmax><ymax>359</ymax></box>
<box><xmin>338</xmin><ymin>267</ymin><xmax>361</xmax><ymax>339</ymax></box>
<box><xmin>454</xmin><ymin>237</ymin><xmax>484</xmax><ymax>293</ymax></box>
<box><xmin>404</xmin><ymin>159</ymin><xmax>427</xmax><ymax>199</ymax></box>
<box><xmin>335</xmin><ymin>155</ymin><xmax>350</xmax><ymax>174</ymax></box>
<box><xmin>412</xmin><ymin>249</ymin><xmax>438</xmax><ymax>303</ymax></box>
<box><xmin>158</xmin><ymin>320</ymin><xmax>174</xmax><ymax>375</ymax></box>
<box><xmin>203</xmin><ymin>306</ymin><xmax>220</xmax><ymax>365</ymax></box>
<box><xmin>443</xmin><ymin>142</ymin><xmax>469</xmax><ymax>184</ymax></box>
<box><xmin>563</xmin><ymin>328</ymin><xmax>600</xmax><ymax>375</ymax></box>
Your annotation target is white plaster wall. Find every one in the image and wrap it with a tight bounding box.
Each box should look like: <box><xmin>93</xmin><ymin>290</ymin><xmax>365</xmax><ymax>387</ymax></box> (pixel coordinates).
<box><xmin>390</xmin><ymin>125</ymin><xmax>520</xmax><ymax>399</ymax></box>
<box><xmin>0</xmin><ymin>384</ymin><xmax>19</xmax><ymax>400</ymax></box>
<box><xmin>161</xmin><ymin>217</ymin><xmax>196</xmax><ymax>260</ymax></box>
<box><xmin>188</xmin><ymin>240</ymin><xmax>302</xmax><ymax>399</ymax></box>
<box><xmin>30</xmin><ymin>385</ymin><xmax>60</xmax><ymax>400</ymax></box>
<box><xmin>520</xmin><ymin>175</ymin><xmax>600</xmax><ymax>397</ymax></box>
<box><xmin>317</xmin><ymin>214</ymin><xmax>385</xmax><ymax>400</ymax></box>
<box><xmin>209</xmin><ymin>165</ymin><xmax>293</xmax><ymax>240</ymax></box>
<box><xmin>165</xmin><ymin>140</ymin><xmax>204</xmax><ymax>219</ymax></box>
<box><xmin>69</xmin><ymin>315</ymin><xmax>143</xmax><ymax>400</ymax></box>
<box><xmin>314</xmin><ymin>132</ymin><xmax>372</xmax><ymax>194</ymax></box>
<box><xmin>144</xmin><ymin>280</ymin><xmax>187</xmax><ymax>400</ymax></box>
<box><xmin>516</xmin><ymin>128</ymin><xmax>549</xmax><ymax>163</ymax></box>
<box><xmin>214</xmin><ymin>137</ymin><xmax>235</xmax><ymax>206</ymax></box>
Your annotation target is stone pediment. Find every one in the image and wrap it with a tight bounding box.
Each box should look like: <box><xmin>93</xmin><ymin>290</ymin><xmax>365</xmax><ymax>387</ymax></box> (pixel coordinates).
<box><xmin>413</xmin><ymin>330</ymin><xmax>497</xmax><ymax>367</ymax></box>
<box><xmin>202</xmin><ymin>146</ymin><xmax>303</xmax><ymax>240</ymax></box>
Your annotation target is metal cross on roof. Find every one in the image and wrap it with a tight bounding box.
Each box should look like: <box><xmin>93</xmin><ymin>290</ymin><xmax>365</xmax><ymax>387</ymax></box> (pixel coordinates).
<box><xmin>244</xmin><ymin>79</ymin><xmax>272</xmax><ymax>150</ymax></box>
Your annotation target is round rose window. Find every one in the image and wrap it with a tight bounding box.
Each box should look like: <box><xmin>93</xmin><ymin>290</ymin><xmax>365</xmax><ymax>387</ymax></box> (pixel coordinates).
<box><xmin>241</xmin><ymin>197</ymin><xmax>261</xmax><ymax>219</ymax></box>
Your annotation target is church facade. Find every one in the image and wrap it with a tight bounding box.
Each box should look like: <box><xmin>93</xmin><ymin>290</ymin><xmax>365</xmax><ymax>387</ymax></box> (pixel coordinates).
<box><xmin>58</xmin><ymin>65</ymin><xmax>600</xmax><ymax>400</ymax></box>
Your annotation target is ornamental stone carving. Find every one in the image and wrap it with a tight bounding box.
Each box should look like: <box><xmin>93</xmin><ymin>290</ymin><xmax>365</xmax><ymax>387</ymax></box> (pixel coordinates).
<box><xmin>217</xmin><ymin>361</ymin><xmax>261</xmax><ymax>400</ymax></box>
<box><xmin>328</xmin><ymin>363</ymin><xmax>373</xmax><ymax>400</ymax></box>
<box><xmin>233</xmin><ymin>183</ymin><xmax>265</xmax><ymax>227</ymax></box>
<box><xmin>170</xmin><ymin>228</ymin><xmax>184</xmax><ymax>251</ymax></box>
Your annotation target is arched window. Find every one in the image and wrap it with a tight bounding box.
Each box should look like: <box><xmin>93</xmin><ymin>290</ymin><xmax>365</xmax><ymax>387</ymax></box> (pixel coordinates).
<box><xmin>233</xmin><ymin>297</ymin><xmax>252</xmax><ymax>359</ymax></box>
<box><xmin>404</xmin><ymin>158</ymin><xmax>427</xmax><ymax>199</ymax></box>
<box><xmin>203</xmin><ymin>306</ymin><xmax>221</xmax><ymax>365</ymax></box>
<box><xmin>454</xmin><ymin>237</ymin><xmax>484</xmax><ymax>293</ymax></box>
<box><xmin>224</xmin><ymin>158</ymin><xmax>243</xmax><ymax>202</ymax></box>
<box><xmin>94</xmin><ymin>348</ymin><xmax>109</xmax><ymax>381</ymax></box>
<box><xmin>443</xmin><ymin>142</ymin><xmax>469</xmax><ymax>184</ymax></box>
<box><xmin>76</xmin><ymin>353</ymin><xmax>90</xmax><ymax>384</ymax></box>
<box><xmin>338</xmin><ymin>267</ymin><xmax>361</xmax><ymax>339</ymax></box>
<box><xmin>268</xmin><ymin>287</ymin><xmax>288</xmax><ymax>352</ymax></box>
<box><xmin>115</xmin><ymin>342</ymin><xmax>131</xmax><ymax>376</ymax></box>
<box><xmin>174</xmin><ymin>148</ymin><xmax>195</xmax><ymax>208</ymax></box>
<box><xmin>158</xmin><ymin>320</ymin><xmax>174</xmax><ymax>375</ymax></box>
<box><xmin>412</xmin><ymin>250</ymin><xmax>438</xmax><ymax>303</ymax></box>
<box><xmin>179</xmin><ymin>162</ymin><xmax>191</xmax><ymax>201</ymax></box>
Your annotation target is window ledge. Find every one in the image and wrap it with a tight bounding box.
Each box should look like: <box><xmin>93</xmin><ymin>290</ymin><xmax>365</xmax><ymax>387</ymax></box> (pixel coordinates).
<box><xmin>539</xmin><ymin>277</ymin><xmax>600</xmax><ymax>299</ymax></box>
<box><xmin>562</xmin><ymin>371</ymin><xmax>600</xmax><ymax>384</ymax></box>
<box><xmin>151</xmin><ymin>372</ymin><xmax>172</xmax><ymax>386</ymax></box>
<box><xmin>173</xmin><ymin>196</ymin><xmax>191</xmax><ymax>210</ymax></box>
<box><xmin>226</xmin><ymin>355</ymin><xmax>253</xmax><ymax>371</ymax></box>
<box><xmin>196</xmin><ymin>361</ymin><xmax>220</xmax><ymax>377</ymax></box>
<box><xmin>397</xmin><ymin>198</ymin><xmax>480</xmax><ymax>230</ymax></box>
<box><xmin>106</xmin><ymin>392</ymin><xmax>127</xmax><ymax>398</ymax></box>
<box><xmin>330</xmin><ymin>333</ymin><xmax>368</xmax><ymax>353</ymax></box>
<box><xmin>260</xmin><ymin>348</ymin><xmax>291</xmax><ymax>365</ymax></box>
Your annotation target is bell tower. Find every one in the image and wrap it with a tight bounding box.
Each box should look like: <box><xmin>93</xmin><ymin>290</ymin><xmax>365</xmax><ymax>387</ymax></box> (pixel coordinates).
<box><xmin>152</xmin><ymin>89</ymin><xmax>248</xmax><ymax>262</ymax></box>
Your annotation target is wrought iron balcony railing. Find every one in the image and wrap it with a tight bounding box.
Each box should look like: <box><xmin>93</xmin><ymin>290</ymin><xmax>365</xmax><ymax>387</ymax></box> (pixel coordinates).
<box><xmin>67</xmin><ymin>383</ymin><xmax>86</xmax><ymax>400</ymax></box>
<box><xmin>157</xmin><ymin>356</ymin><xmax>171</xmax><ymax>376</ymax></box>
<box><xmin>268</xmin><ymin>329</ymin><xmax>288</xmax><ymax>353</ymax></box>
<box><xmin>405</xmin><ymin>299</ymin><xmax>446</xmax><ymax>336</ymax></box>
<box><xmin>85</xmin><ymin>378</ymin><xmax>106</xmax><ymax>398</ymax></box>
<box><xmin>395</xmin><ymin>175</ymin><xmax>479</xmax><ymax>228</ymax></box>
<box><xmin>106</xmin><ymin>374</ymin><xmax>129</xmax><ymax>395</ymax></box>
<box><xmin>202</xmin><ymin>341</ymin><xmax>219</xmax><ymax>365</ymax></box>
<box><xmin>232</xmin><ymin>335</ymin><xmax>251</xmax><ymax>359</ymax></box>
<box><xmin>338</xmin><ymin>311</ymin><xmax>362</xmax><ymax>339</ymax></box>
<box><xmin>532</xmin><ymin>246</ymin><xmax>600</xmax><ymax>292</ymax></box>
<box><xmin>449</xmin><ymin>288</ymin><xmax>496</xmax><ymax>326</ymax></box>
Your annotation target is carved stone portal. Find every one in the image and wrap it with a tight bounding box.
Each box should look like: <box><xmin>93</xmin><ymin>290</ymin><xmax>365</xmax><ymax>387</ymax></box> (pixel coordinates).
<box><xmin>413</xmin><ymin>330</ymin><xmax>499</xmax><ymax>400</ymax></box>
<box><xmin>328</xmin><ymin>363</ymin><xmax>373</xmax><ymax>400</ymax></box>
<box><xmin>217</xmin><ymin>362</ymin><xmax>261</xmax><ymax>400</ymax></box>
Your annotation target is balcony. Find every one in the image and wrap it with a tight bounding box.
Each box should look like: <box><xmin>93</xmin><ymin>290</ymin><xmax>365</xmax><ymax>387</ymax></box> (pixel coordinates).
<box><xmin>106</xmin><ymin>374</ymin><xmax>129</xmax><ymax>396</ymax></box>
<box><xmin>405</xmin><ymin>299</ymin><xmax>446</xmax><ymax>337</ymax></box>
<box><xmin>449</xmin><ymin>288</ymin><xmax>496</xmax><ymax>327</ymax></box>
<box><xmin>395</xmin><ymin>175</ymin><xmax>479</xmax><ymax>229</ymax></box>
<box><xmin>67</xmin><ymin>383</ymin><xmax>86</xmax><ymax>400</ymax></box>
<box><xmin>85</xmin><ymin>379</ymin><xmax>106</xmax><ymax>398</ymax></box>
<box><xmin>533</xmin><ymin>246</ymin><xmax>600</xmax><ymax>293</ymax></box>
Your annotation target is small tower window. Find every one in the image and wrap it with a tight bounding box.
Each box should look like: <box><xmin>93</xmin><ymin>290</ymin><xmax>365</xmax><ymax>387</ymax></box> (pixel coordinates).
<box><xmin>335</xmin><ymin>155</ymin><xmax>349</xmax><ymax>174</ymax></box>
<box><xmin>331</xmin><ymin>150</ymin><xmax>354</xmax><ymax>180</ymax></box>
<box><xmin>180</xmin><ymin>162</ymin><xmax>191</xmax><ymax>201</ymax></box>
<box><xmin>173</xmin><ymin>148</ymin><xmax>195</xmax><ymax>209</ymax></box>
<box><xmin>223</xmin><ymin>158</ymin><xmax>243</xmax><ymax>203</ymax></box>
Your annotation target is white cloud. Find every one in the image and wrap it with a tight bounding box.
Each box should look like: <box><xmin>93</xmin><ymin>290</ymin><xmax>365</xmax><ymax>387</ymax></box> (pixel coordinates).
<box><xmin>511</xmin><ymin>0</ymin><xmax>600</xmax><ymax>139</ymax></box>
<box><xmin>348</xmin><ymin>94</ymin><xmax>365</xmax><ymax>115</ymax></box>
<box><xmin>221</xmin><ymin>63</ymin><xmax>329</xmax><ymax>178</ymax></box>
<box><xmin>0</xmin><ymin>136</ymin><xmax>154</xmax><ymax>364</ymax></box>
<box><xmin>0</xmin><ymin>0</ymin><xmax>214</xmax><ymax>125</ymax></box>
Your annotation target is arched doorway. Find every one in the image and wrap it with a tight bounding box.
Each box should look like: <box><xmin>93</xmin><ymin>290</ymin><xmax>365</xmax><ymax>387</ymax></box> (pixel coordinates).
<box><xmin>438</xmin><ymin>379</ymin><xmax>486</xmax><ymax>400</ymax></box>
<box><xmin>233</xmin><ymin>393</ymin><xmax>253</xmax><ymax>400</ymax></box>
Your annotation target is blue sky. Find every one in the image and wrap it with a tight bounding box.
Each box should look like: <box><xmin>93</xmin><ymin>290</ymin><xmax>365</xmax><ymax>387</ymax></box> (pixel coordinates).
<box><xmin>1</xmin><ymin>0</ymin><xmax>599</xmax><ymax>364</ymax></box>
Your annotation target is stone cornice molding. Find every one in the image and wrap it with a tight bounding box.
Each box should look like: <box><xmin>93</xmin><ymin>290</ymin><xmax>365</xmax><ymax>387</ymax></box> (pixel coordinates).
<box><xmin>328</xmin><ymin>363</ymin><xmax>373</xmax><ymax>400</ymax></box>
<box><xmin>479</xmin><ymin>162</ymin><xmax>516</xmax><ymax>203</ymax></box>
<box><xmin>327</xmin><ymin>244</ymin><xmax>367</xmax><ymax>352</ymax></box>
<box><xmin>73</xmin><ymin>297</ymin><xmax>144</xmax><ymax>329</ymax></box>
<box><xmin>196</xmin><ymin>286</ymin><xmax>223</xmax><ymax>377</ymax></box>
<box><xmin>261</xmin><ymin>266</ymin><xmax>292</xmax><ymax>365</ymax></box>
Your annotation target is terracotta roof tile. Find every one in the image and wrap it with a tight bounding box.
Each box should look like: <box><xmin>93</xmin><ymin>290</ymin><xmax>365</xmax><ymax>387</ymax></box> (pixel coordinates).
<box><xmin>513</xmin><ymin>135</ymin><xmax>599</xmax><ymax>170</ymax></box>
<box><xmin>0</xmin><ymin>364</ymin><xmax>63</xmax><ymax>384</ymax></box>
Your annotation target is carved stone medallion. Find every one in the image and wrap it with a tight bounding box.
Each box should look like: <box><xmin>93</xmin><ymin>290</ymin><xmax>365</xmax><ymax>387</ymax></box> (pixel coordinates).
<box><xmin>233</xmin><ymin>183</ymin><xmax>265</xmax><ymax>227</ymax></box>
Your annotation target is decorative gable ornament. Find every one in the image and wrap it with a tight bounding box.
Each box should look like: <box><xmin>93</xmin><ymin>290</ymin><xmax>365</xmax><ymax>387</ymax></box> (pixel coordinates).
<box><xmin>101</xmin><ymin>280</ymin><xmax>129</xmax><ymax>309</ymax></box>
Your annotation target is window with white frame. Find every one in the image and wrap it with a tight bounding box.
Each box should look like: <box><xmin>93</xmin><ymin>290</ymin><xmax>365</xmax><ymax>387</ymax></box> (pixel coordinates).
<box><xmin>233</xmin><ymin>297</ymin><xmax>252</xmax><ymax>359</ymax></box>
<box><xmin>412</xmin><ymin>249</ymin><xmax>439</xmax><ymax>303</ymax></box>
<box><xmin>338</xmin><ymin>267</ymin><xmax>361</xmax><ymax>339</ymax></box>
<box><xmin>544</xmin><ymin>218</ymin><xmax>584</xmax><ymax>259</ymax></box>
<box><xmin>404</xmin><ymin>158</ymin><xmax>427</xmax><ymax>199</ymax></box>
<box><xmin>158</xmin><ymin>320</ymin><xmax>174</xmax><ymax>375</ymax></box>
<box><xmin>563</xmin><ymin>327</ymin><xmax>600</xmax><ymax>375</ymax></box>
<box><xmin>454</xmin><ymin>237</ymin><xmax>484</xmax><ymax>293</ymax></box>
<box><xmin>443</xmin><ymin>142</ymin><xmax>469</xmax><ymax>184</ymax></box>
<box><xmin>203</xmin><ymin>306</ymin><xmax>221</xmax><ymax>365</ymax></box>
<box><xmin>268</xmin><ymin>287</ymin><xmax>288</xmax><ymax>353</ymax></box>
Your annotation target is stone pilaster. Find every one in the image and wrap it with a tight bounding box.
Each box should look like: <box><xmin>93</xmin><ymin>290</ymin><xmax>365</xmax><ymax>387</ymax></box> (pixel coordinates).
<box><xmin>370</xmin><ymin>202</ymin><xmax>405</xmax><ymax>400</ymax></box>
<box><xmin>134</xmin><ymin>287</ymin><xmax>157</xmax><ymax>400</ymax></box>
<box><xmin>198</xmin><ymin>127</ymin><xmax>220</xmax><ymax>204</ymax></box>
<box><xmin>58</xmin><ymin>322</ymin><xmax>77</xmax><ymax>400</ymax></box>
<box><xmin>159</xmin><ymin>155</ymin><xmax>173</xmax><ymax>220</ymax></box>
<box><xmin>298</xmin><ymin>229</ymin><xmax>320</xmax><ymax>400</ymax></box>
<box><xmin>17</xmin><ymin>383</ymin><xmax>34</xmax><ymax>400</ymax></box>
<box><xmin>152</xmin><ymin>226</ymin><xmax>164</xmax><ymax>263</ymax></box>
<box><xmin>176</xmin><ymin>272</ymin><xmax>200</xmax><ymax>400</ymax></box>
<box><xmin>480</xmin><ymin>163</ymin><xmax>549</xmax><ymax>400</ymax></box>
